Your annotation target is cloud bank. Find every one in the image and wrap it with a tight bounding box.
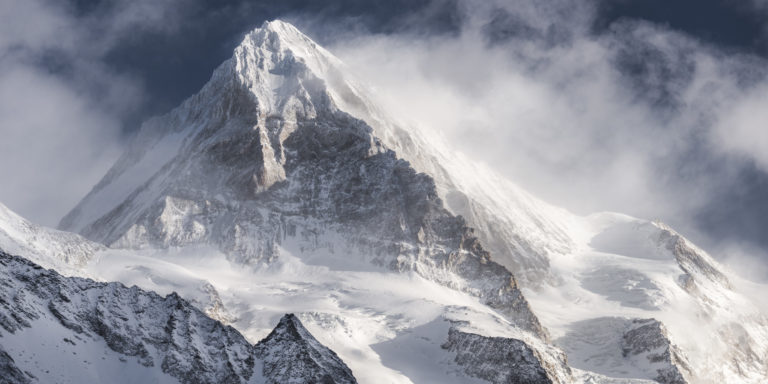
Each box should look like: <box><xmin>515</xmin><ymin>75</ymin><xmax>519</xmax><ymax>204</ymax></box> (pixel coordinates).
<box><xmin>319</xmin><ymin>0</ymin><xmax>768</xmax><ymax>280</ymax></box>
<box><xmin>0</xmin><ymin>0</ymin><xmax>191</xmax><ymax>226</ymax></box>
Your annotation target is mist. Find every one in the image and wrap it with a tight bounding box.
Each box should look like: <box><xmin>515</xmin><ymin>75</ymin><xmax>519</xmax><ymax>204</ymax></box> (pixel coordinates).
<box><xmin>318</xmin><ymin>0</ymin><xmax>768</xmax><ymax>280</ymax></box>
<box><xmin>0</xmin><ymin>0</ymin><xmax>190</xmax><ymax>226</ymax></box>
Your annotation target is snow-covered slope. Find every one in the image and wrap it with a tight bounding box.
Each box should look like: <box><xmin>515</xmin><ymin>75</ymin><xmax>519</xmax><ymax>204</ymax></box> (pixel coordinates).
<box><xmin>80</xmin><ymin>244</ymin><xmax>573</xmax><ymax>383</ymax></box>
<box><xmin>0</xmin><ymin>202</ymin><xmax>102</xmax><ymax>273</ymax></box>
<box><xmin>1</xmin><ymin>19</ymin><xmax>760</xmax><ymax>384</ymax></box>
<box><xmin>525</xmin><ymin>213</ymin><xmax>768</xmax><ymax>383</ymax></box>
<box><xmin>1</xmin><ymin>202</ymin><xmax>572</xmax><ymax>383</ymax></box>
<box><xmin>0</xmin><ymin>250</ymin><xmax>356</xmax><ymax>384</ymax></box>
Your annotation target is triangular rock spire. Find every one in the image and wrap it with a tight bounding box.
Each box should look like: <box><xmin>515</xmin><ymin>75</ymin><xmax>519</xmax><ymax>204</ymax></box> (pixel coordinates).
<box><xmin>255</xmin><ymin>314</ymin><xmax>357</xmax><ymax>384</ymax></box>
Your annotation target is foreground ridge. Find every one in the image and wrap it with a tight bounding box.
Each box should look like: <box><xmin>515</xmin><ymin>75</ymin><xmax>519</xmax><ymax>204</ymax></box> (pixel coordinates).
<box><xmin>0</xmin><ymin>251</ymin><xmax>357</xmax><ymax>384</ymax></box>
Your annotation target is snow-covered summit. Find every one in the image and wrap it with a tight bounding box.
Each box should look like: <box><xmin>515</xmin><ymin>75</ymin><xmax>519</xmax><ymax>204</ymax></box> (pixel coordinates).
<box><xmin>59</xmin><ymin>20</ymin><xmax>576</xmax><ymax>287</ymax></box>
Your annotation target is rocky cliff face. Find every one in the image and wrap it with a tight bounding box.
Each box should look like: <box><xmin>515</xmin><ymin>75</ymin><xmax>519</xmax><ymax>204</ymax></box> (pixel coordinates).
<box><xmin>0</xmin><ymin>251</ymin><xmax>356</xmax><ymax>384</ymax></box>
<box><xmin>620</xmin><ymin>319</ymin><xmax>691</xmax><ymax>384</ymax></box>
<box><xmin>443</xmin><ymin>326</ymin><xmax>563</xmax><ymax>384</ymax></box>
<box><xmin>0</xmin><ymin>348</ymin><xmax>30</xmax><ymax>384</ymax></box>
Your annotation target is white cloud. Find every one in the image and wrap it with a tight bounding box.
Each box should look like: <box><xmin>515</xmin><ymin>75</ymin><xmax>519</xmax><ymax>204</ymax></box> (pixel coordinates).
<box><xmin>0</xmin><ymin>64</ymin><xmax>121</xmax><ymax>226</ymax></box>
<box><xmin>0</xmin><ymin>0</ymin><xmax>186</xmax><ymax>226</ymax></box>
<box><xmin>326</xmin><ymin>0</ymin><xmax>768</xmax><ymax>279</ymax></box>
<box><xmin>713</xmin><ymin>85</ymin><xmax>768</xmax><ymax>170</ymax></box>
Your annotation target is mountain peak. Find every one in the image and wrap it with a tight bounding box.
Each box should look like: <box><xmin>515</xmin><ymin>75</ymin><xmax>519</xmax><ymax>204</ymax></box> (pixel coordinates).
<box><xmin>256</xmin><ymin>313</ymin><xmax>358</xmax><ymax>384</ymax></box>
<box><xmin>254</xmin><ymin>19</ymin><xmax>309</xmax><ymax>41</ymax></box>
<box><xmin>240</xmin><ymin>19</ymin><xmax>318</xmax><ymax>56</ymax></box>
<box><xmin>230</xmin><ymin>19</ymin><xmax>343</xmax><ymax>92</ymax></box>
<box><xmin>58</xmin><ymin>20</ymin><xmax>356</xmax><ymax>235</ymax></box>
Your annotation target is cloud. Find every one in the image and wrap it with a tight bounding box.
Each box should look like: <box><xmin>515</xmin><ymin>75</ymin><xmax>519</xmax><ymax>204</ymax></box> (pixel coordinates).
<box><xmin>0</xmin><ymin>63</ymin><xmax>121</xmax><ymax>226</ymax></box>
<box><xmin>713</xmin><ymin>84</ymin><xmax>768</xmax><ymax>170</ymax></box>
<box><xmin>0</xmin><ymin>0</ymin><xmax>187</xmax><ymax>226</ymax></box>
<box><xmin>322</xmin><ymin>0</ymin><xmax>768</xmax><ymax>280</ymax></box>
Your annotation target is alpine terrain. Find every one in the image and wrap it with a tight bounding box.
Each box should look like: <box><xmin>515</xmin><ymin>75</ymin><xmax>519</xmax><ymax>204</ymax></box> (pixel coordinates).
<box><xmin>1</xmin><ymin>20</ymin><xmax>767</xmax><ymax>384</ymax></box>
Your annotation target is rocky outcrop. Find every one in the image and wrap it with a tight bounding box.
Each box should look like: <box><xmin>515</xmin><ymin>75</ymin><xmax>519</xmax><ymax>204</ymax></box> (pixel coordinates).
<box><xmin>0</xmin><ymin>251</ymin><xmax>356</xmax><ymax>384</ymax></box>
<box><xmin>620</xmin><ymin>319</ymin><xmax>691</xmax><ymax>384</ymax></box>
<box><xmin>442</xmin><ymin>326</ymin><xmax>567</xmax><ymax>384</ymax></box>
<box><xmin>654</xmin><ymin>222</ymin><xmax>731</xmax><ymax>290</ymax></box>
<box><xmin>0</xmin><ymin>347</ymin><xmax>30</xmax><ymax>384</ymax></box>
<box><xmin>255</xmin><ymin>314</ymin><xmax>357</xmax><ymax>384</ymax></box>
<box><xmin>557</xmin><ymin>316</ymin><xmax>691</xmax><ymax>384</ymax></box>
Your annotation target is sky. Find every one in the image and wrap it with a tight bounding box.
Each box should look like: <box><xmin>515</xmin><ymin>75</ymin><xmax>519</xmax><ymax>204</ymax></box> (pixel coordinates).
<box><xmin>1</xmin><ymin>0</ymin><xmax>767</xmax><ymax>280</ymax></box>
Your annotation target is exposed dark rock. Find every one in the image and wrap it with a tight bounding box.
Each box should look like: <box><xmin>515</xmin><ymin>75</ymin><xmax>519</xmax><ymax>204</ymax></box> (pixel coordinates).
<box><xmin>621</xmin><ymin>319</ymin><xmax>691</xmax><ymax>384</ymax></box>
<box><xmin>0</xmin><ymin>348</ymin><xmax>30</xmax><ymax>384</ymax></box>
<box><xmin>442</xmin><ymin>326</ymin><xmax>562</xmax><ymax>384</ymax></box>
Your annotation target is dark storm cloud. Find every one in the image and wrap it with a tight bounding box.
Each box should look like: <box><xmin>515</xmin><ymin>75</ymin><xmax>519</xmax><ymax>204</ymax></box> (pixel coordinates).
<box><xmin>594</xmin><ymin>0</ymin><xmax>768</xmax><ymax>57</ymax></box>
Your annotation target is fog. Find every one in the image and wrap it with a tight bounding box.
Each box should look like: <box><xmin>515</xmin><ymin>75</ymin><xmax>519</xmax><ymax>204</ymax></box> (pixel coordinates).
<box><xmin>0</xmin><ymin>0</ymin><xmax>188</xmax><ymax>226</ymax></box>
<box><xmin>320</xmin><ymin>0</ymin><xmax>768</xmax><ymax>280</ymax></box>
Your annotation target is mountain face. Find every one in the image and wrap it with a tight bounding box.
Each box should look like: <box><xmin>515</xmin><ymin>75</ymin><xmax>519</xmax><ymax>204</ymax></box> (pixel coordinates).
<box><xmin>0</xmin><ymin>19</ymin><xmax>764</xmax><ymax>384</ymax></box>
<box><xmin>0</xmin><ymin>250</ymin><xmax>356</xmax><ymax>384</ymax></box>
<box><xmin>55</xmin><ymin>19</ymin><xmax>570</xmax><ymax>382</ymax></box>
<box><xmin>57</xmin><ymin>20</ymin><xmax>545</xmax><ymax>336</ymax></box>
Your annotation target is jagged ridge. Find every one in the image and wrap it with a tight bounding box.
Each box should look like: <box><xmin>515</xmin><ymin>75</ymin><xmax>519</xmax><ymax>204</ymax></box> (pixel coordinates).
<box><xmin>0</xmin><ymin>251</ymin><xmax>356</xmax><ymax>384</ymax></box>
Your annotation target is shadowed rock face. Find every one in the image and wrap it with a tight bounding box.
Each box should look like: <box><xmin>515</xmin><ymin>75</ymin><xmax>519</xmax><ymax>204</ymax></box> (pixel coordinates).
<box><xmin>0</xmin><ymin>251</ymin><xmax>357</xmax><ymax>384</ymax></box>
<box><xmin>442</xmin><ymin>326</ymin><xmax>560</xmax><ymax>384</ymax></box>
<box><xmin>0</xmin><ymin>251</ymin><xmax>256</xmax><ymax>383</ymax></box>
<box><xmin>621</xmin><ymin>319</ymin><xmax>691</xmax><ymax>384</ymax></box>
